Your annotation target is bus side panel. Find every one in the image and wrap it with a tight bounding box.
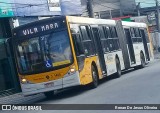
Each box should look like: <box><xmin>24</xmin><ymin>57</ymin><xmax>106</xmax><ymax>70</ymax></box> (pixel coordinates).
<box><xmin>133</xmin><ymin>43</ymin><xmax>146</xmax><ymax>66</ymax></box>
<box><xmin>104</xmin><ymin>51</ymin><xmax>125</xmax><ymax>76</ymax></box>
<box><xmin>79</xmin><ymin>56</ymin><xmax>103</xmax><ymax>85</ymax></box>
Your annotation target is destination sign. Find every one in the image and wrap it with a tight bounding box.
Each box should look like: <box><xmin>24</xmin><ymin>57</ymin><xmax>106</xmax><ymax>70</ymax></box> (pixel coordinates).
<box><xmin>14</xmin><ymin>19</ymin><xmax>66</xmax><ymax>37</ymax></box>
<box><xmin>22</xmin><ymin>23</ymin><xmax>59</xmax><ymax>36</ymax></box>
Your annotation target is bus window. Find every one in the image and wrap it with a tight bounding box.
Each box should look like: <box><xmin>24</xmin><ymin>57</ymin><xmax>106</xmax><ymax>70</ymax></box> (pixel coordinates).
<box><xmin>130</xmin><ymin>28</ymin><xmax>137</xmax><ymax>43</ymax></box>
<box><xmin>105</xmin><ymin>26</ymin><xmax>111</xmax><ymax>38</ymax></box>
<box><xmin>102</xmin><ymin>26</ymin><xmax>108</xmax><ymax>39</ymax></box>
<box><xmin>71</xmin><ymin>29</ymin><xmax>84</xmax><ymax>56</ymax></box>
<box><xmin>133</xmin><ymin>28</ymin><xmax>143</xmax><ymax>43</ymax></box>
<box><xmin>79</xmin><ymin>25</ymin><xmax>95</xmax><ymax>56</ymax></box>
<box><xmin>130</xmin><ymin>28</ymin><xmax>135</xmax><ymax>37</ymax></box>
<box><xmin>99</xmin><ymin>26</ymin><xmax>106</xmax><ymax>39</ymax></box>
<box><xmin>109</xmin><ymin>26</ymin><xmax>120</xmax><ymax>51</ymax></box>
<box><xmin>98</xmin><ymin>26</ymin><xmax>109</xmax><ymax>52</ymax></box>
<box><xmin>103</xmin><ymin>26</ymin><xmax>113</xmax><ymax>51</ymax></box>
<box><xmin>110</xmin><ymin>27</ymin><xmax>118</xmax><ymax>38</ymax></box>
<box><xmin>17</xmin><ymin>30</ymin><xmax>73</xmax><ymax>74</ymax></box>
<box><xmin>134</xmin><ymin>28</ymin><xmax>139</xmax><ymax>42</ymax></box>
<box><xmin>134</xmin><ymin>28</ymin><xmax>140</xmax><ymax>37</ymax></box>
<box><xmin>86</xmin><ymin>26</ymin><xmax>92</xmax><ymax>40</ymax></box>
<box><xmin>101</xmin><ymin>26</ymin><xmax>110</xmax><ymax>52</ymax></box>
<box><xmin>79</xmin><ymin>26</ymin><xmax>91</xmax><ymax>40</ymax></box>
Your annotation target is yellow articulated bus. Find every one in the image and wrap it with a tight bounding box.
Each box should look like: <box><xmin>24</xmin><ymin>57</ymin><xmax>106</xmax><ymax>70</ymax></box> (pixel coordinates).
<box><xmin>12</xmin><ymin>16</ymin><xmax>153</xmax><ymax>98</ymax></box>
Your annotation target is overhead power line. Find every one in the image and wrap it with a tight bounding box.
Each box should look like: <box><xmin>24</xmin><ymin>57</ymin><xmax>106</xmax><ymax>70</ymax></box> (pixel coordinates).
<box><xmin>0</xmin><ymin>3</ymin><xmax>47</xmax><ymax>11</ymax></box>
<box><xmin>0</xmin><ymin>1</ymin><xmax>46</xmax><ymax>6</ymax></box>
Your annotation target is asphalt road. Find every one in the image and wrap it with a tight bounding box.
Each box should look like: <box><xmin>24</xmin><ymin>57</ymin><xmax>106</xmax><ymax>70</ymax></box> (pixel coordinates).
<box><xmin>39</xmin><ymin>59</ymin><xmax>160</xmax><ymax>105</ymax></box>
<box><xmin>2</xmin><ymin>59</ymin><xmax>160</xmax><ymax>113</ymax></box>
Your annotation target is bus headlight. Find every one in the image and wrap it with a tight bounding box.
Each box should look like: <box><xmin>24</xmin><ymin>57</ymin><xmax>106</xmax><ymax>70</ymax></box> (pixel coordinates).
<box><xmin>21</xmin><ymin>78</ymin><xmax>33</xmax><ymax>84</ymax></box>
<box><xmin>70</xmin><ymin>66</ymin><xmax>76</xmax><ymax>73</ymax></box>
<box><xmin>70</xmin><ymin>68</ymin><xmax>75</xmax><ymax>73</ymax></box>
<box><xmin>21</xmin><ymin>78</ymin><xmax>27</xmax><ymax>84</ymax></box>
<box><xmin>65</xmin><ymin>65</ymin><xmax>76</xmax><ymax>77</ymax></box>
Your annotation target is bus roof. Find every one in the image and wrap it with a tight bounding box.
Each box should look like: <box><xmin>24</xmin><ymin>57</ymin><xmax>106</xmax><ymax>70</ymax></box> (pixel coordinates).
<box><xmin>66</xmin><ymin>16</ymin><xmax>116</xmax><ymax>26</ymax></box>
<box><xmin>12</xmin><ymin>16</ymin><xmax>147</xmax><ymax>32</ymax></box>
<box><xmin>66</xmin><ymin>16</ymin><xmax>148</xmax><ymax>28</ymax></box>
<box><xmin>122</xmin><ymin>21</ymin><xmax>147</xmax><ymax>28</ymax></box>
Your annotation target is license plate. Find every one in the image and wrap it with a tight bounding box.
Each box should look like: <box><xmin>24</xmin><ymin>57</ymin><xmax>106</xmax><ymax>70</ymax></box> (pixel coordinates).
<box><xmin>44</xmin><ymin>82</ymin><xmax>54</xmax><ymax>88</ymax></box>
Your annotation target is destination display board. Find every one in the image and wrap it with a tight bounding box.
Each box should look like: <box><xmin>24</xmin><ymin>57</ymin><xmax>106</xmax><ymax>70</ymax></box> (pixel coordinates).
<box><xmin>13</xmin><ymin>17</ymin><xmax>67</xmax><ymax>38</ymax></box>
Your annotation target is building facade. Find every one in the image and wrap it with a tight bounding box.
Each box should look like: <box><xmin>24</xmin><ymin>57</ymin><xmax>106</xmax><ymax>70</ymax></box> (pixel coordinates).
<box><xmin>81</xmin><ymin>0</ymin><xmax>138</xmax><ymax>19</ymax></box>
<box><xmin>120</xmin><ymin>0</ymin><xmax>137</xmax><ymax>16</ymax></box>
<box><xmin>136</xmin><ymin>0</ymin><xmax>158</xmax><ymax>8</ymax></box>
<box><xmin>81</xmin><ymin>0</ymin><xmax>121</xmax><ymax>18</ymax></box>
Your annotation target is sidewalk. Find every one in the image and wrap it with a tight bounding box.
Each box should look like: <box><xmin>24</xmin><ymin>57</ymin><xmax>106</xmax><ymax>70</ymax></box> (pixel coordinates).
<box><xmin>0</xmin><ymin>93</ymin><xmax>45</xmax><ymax>104</ymax></box>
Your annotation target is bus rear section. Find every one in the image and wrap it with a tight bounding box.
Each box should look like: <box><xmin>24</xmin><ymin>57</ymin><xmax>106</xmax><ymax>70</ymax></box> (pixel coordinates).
<box><xmin>117</xmin><ymin>21</ymin><xmax>153</xmax><ymax>69</ymax></box>
<box><xmin>12</xmin><ymin>17</ymin><xmax>81</xmax><ymax>96</ymax></box>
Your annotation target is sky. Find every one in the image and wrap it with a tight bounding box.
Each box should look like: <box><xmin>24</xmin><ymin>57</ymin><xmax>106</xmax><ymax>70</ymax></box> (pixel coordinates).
<box><xmin>0</xmin><ymin>0</ymin><xmax>82</xmax><ymax>16</ymax></box>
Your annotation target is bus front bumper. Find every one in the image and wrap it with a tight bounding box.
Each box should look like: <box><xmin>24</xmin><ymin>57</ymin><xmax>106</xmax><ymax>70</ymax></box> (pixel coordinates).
<box><xmin>21</xmin><ymin>71</ymin><xmax>81</xmax><ymax>96</ymax></box>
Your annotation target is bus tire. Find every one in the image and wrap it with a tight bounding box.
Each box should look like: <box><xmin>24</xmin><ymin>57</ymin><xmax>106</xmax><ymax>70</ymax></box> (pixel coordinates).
<box><xmin>140</xmin><ymin>52</ymin><xmax>145</xmax><ymax>68</ymax></box>
<box><xmin>44</xmin><ymin>91</ymin><xmax>54</xmax><ymax>99</ymax></box>
<box><xmin>90</xmin><ymin>65</ymin><xmax>99</xmax><ymax>88</ymax></box>
<box><xmin>135</xmin><ymin>53</ymin><xmax>146</xmax><ymax>70</ymax></box>
<box><xmin>114</xmin><ymin>58</ymin><xmax>121</xmax><ymax>78</ymax></box>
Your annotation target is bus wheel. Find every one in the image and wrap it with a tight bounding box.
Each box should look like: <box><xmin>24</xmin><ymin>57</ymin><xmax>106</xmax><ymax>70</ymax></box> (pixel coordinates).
<box><xmin>140</xmin><ymin>53</ymin><xmax>145</xmax><ymax>68</ymax></box>
<box><xmin>114</xmin><ymin>58</ymin><xmax>121</xmax><ymax>78</ymax></box>
<box><xmin>90</xmin><ymin>65</ymin><xmax>99</xmax><ymax>88</ymax></box>
<box><xmin>44</xmin><ymin>91</ymin><xmax>55</xmax><ymax>99</ymax></box>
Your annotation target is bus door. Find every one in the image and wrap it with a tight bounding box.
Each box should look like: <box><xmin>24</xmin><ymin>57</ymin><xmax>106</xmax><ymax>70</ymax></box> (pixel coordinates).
<box><xmin>140</xmin><ymin>29</ymin><xmax>150</xmax><ymax>61</ymax></box>
<box><xmin>124</xmin><ymin>28</ymin><xmax>136</xmax><ymax>64</ymax></box>
<box><xmin>91</xmin><ymin>27</ymin><xmax>107</xmax><ymax>76</ymax></box>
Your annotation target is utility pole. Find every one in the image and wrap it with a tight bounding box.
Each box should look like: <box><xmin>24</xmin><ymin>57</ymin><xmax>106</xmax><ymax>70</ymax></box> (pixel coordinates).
<box><xmin>137</xmin><ymin>2</ymin><xmax>141</xmax><ymax>16</ymax></box>
<box><xmin>155</xmin><ymin>0</ymin><xmax>160</xmax><ymax>32</ymax></box>
<box><xmin>87</xmin><ymin>0</ymin><xmax>94</xmax><ymax>18</ymax></box>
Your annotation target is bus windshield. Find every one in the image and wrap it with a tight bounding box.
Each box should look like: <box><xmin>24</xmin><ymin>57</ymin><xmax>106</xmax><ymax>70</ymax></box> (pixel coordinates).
<box><xmin>16</xmin><ymin>30</ymin><xmax>73</xmax><ymax>75</ymax></box>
